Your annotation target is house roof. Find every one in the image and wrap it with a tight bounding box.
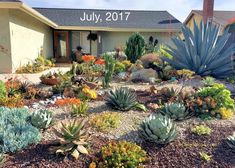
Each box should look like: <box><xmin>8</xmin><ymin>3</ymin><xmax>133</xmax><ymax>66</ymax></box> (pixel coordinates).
<box><xmin>184</xmin><ymin>10</ymin><xmax>235</xmax><ymax>26</ymax></box>
<box><xmin>34</xmin><ymin>8</ymin><xmax>182</xmax><ymax>31</ymax></box>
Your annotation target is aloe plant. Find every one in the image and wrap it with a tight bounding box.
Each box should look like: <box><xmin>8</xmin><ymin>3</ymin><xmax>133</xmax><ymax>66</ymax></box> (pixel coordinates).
<box><xmin>162</xmin><ymin>20</ymin><xmax>235</xmax><ymax>78</ymax></box>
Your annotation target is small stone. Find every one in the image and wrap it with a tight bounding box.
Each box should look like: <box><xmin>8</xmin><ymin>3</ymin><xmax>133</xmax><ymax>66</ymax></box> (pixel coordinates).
<box><xmin>24</xmin><ymin>106</ymin><xmax>29</xmax><ymax>109</ymax></box>
<box><xmin>39</xmin><ymin>100</ymin><xmax>45</xmax><ymax>105</ymax></box>
<box><xmin>57</xmin><ymin>96</ymin><xmax>62</xmax><ymax>100</ymax></box>
<box><xmin>32</xmin><ymin>103</ymin><xmax>39</xmax><ymax>109</ymax></box>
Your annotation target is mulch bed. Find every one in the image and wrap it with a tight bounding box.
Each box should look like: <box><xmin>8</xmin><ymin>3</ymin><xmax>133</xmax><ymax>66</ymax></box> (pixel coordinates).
<box><xmin>4</xmin><ymin>123</ymin><xmax>234</xmax><ymax>168</ymax></box>
<box><xmin>3</xmin><ymin>136</ymin><xmax>107</xmax><ymax>168</ymax></box>
<box><xmin>142</xmin><ymin>124</ymin><xmax>235</xmax><ymax>168</ymax></box>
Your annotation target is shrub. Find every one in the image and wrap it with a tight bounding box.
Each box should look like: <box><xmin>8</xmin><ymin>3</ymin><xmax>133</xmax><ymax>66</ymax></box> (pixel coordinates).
<box><xmin>162</xmin><ymin>20</ymin><xmax>235</xmax><ymax>78</ymax></box>
<box><xmin>71</xmin><ymin>102</ymin><xmax>89</xmax><ymax>116</ymax></box>
<box><xmin>92</xmin><ymin>141</ymin><xmax>147</xmax><ymax>168</ymax></box>
<box><xmin>191</xmin><ymin>125</ymin><xmax>211</xmax><ymax>136</ymax></box>
<box><xmin>0</xmin><ymin>81</ymin><xmax>6</xmax><ymax>99</ymax></box>
<box><xmin>0</xmin><ymin>107</ymin><xmax>41</xmax><ymax>153</ymax></box>
<box><xmin>197</xmin><ymin>83</ymin><xmax>234</xmax><ymax>110</ymax></box>
<box><xmin>30</xmin><ymin>109</ymin><xmax>53</xmax><ymax>129</ymax></box>
<box><xmin>90</xmin><ymin>113</ymin><xmax>120</xmax><ymax>132</ymax></box>
<box><xmin>140</xmin><ymin>114</ymin><xmax>178</xmax><ymax>144</ymax></box>
<box><xmin>102</xmin><ymin>54</ymin><xmax>115</xmax><ymax>88</ymax></box>
<box><xmin>106</xmin><ymin>87</ymin><xmax>146</xmax><ymax>111</ymax></box>
<box><xmin>160</xmin><ymin>102</ymin><xmax>192</xmax><ymax>121</ymax></box>
<box><xmin>125</xmin><ymin>33</ymin><xmax>145</xmax><ymax>63</ymax></box>
<box><xmin>50</xmin><ymin>119</ymin><xmax>89</xmax><ymax>160</ymax></box>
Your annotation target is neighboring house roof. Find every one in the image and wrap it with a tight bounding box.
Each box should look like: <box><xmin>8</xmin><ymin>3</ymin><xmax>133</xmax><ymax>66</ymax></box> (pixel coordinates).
<box><xmin>34</xmin><ymin>8</ymin><xmax>182</xmax><ymax>31</ymax></box>
<box><xmin>184</xmin><ymin>10</ymin><xmax>235</xmax><ymax>27</ymax></box>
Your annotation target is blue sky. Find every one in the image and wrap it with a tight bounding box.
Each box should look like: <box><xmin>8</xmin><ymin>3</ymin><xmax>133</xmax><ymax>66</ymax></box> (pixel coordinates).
<box><xmin>22</xmin><ymin>0</ymin><xmax>235</xmax><ymax>22</ymax></box>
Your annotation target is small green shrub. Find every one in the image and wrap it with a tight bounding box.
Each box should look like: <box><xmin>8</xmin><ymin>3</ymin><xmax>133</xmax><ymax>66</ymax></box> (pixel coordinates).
<box><xmin>0</xmin><ymin>81</ymin><xmax>6</xmax><ymax>99</ymax></box>
<box><xmin>125</xmin><ymin>33</ymin><xmax>145</xmax><ymax>63</ymax></box>
<box><xmin>0</xmin><ymin>107</ymin><xmax>41</xmax><ymax>153</ymax></box>
<box><xmin>191</xmin><ymin>125</ymin><xmax>212</xmax><ymax>136</ymax></box>
<box><xmin>90</xmin><ymin>113</ymin><xmax>120</xmax><ymax>132</ymax></box>
<box><xmin>92</xmin><ymin>141</ymin><xmax>147</xmax><ymax>168</ymax></box>
<box><xmin>71</xmin><ymin>102</ymin><xmax>89</xmax><ymax>116</ymax></box>
<box><xmin>30</xmin><ymin>109</ymin><xmax>53</xmax><ymax>129</ymax></box>
<box><xmin>197</xmin><ymin>83</ymin><xmax>234</xmax><ymax>110</ymax></box>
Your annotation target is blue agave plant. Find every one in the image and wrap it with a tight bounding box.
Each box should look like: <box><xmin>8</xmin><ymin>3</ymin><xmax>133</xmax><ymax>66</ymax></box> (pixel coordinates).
<box><xmin>162</xmin><ymin>20</ymin><xmax>235</xmax><ymax>78</ymax></box>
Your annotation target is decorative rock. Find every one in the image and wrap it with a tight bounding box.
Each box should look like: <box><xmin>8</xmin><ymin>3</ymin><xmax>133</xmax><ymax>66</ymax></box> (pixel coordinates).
<box><xmin>32</xmin><ymin>103</ymin><xmax>39</xmax><ymax>109</ymax></box>
<box><xmin>39</xmin><ymin>100</ymin><xmax>45</xmax><ymax>105</ymax></box>
<box><xmin>130</xmin><ymin>68</ymin><xmax>158</xmax><ymax>83</ymax></box>
<box><xmin>24</xmin><ymin>106</ymin><xmax>29</xmax><ymax>109</ymax></box>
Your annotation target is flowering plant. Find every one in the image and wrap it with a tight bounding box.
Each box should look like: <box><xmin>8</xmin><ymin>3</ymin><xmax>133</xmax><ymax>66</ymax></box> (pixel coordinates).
<box><xmin>55</xmin><ymin>98</ymin><xmax>81</xmax><ymax>106</ymax></box>
<box><xmin>82</xmin><ymin>55</ymin><xmax>95</xmax><ymax>62</ymax></box>
<box><xmin>94</xmin><ymin>59</ymin><xmax>105</xmax><ymax>65</ymax></box>
<box><xmin>82</xmin><ymin>85</ymin><xmax>97</xmax><ymax>99</ymax></box>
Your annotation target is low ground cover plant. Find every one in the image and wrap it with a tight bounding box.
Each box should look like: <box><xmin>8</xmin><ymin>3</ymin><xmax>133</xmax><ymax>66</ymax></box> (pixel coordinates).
<box><xmin>90</xmin><ymin>112</ymin><xmax>121</xmax><ymax>132</ymax></box>
<box><xmin>90</xmin><ymin>141</ymin><xmax>147</xmax><ymax>168</ymax></box>
<box><xmin>71</xmin><ymin>101</ymin><xmax>89</xmax><ymax>116</ymax></box>
<box><xmin>191</xmin><ymin>125</ymin><xmax>212</xmax><ymax>136</ymax></box>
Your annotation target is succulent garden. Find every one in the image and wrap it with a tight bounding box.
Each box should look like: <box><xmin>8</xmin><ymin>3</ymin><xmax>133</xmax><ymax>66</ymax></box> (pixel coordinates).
<box><xmin>0</xmin><ymin>21</ymin><xmax>235</xmax><ymax>168</ymax></box>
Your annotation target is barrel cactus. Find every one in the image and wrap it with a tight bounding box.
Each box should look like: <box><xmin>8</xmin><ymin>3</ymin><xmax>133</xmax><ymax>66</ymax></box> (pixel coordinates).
<box><xmin>162</xmin><ymin>20</ymin><xmax>235</xmax><ymax>78</ymax></box>
<box><xmin>227</xmin><ymin>132</ymin><xmax>235</xmax><ymax>151</ymax></box>
<box><xmin>160</xmin><ymin>102</ymin><xmax>191</xmax><ymax>121</ymax></box>
<box><xmin>140</xmin><ymin>114</ymin><xmax>178</xmax><ymax>144</ymax></box>
<box><xmin>30</xmin><ymin>109</ymin><xmax>53</xmax><ymax>129</ymax></box>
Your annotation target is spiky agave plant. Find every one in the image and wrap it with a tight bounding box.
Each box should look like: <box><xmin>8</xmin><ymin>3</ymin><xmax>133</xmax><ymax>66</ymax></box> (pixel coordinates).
<box><xmin>50</xmin><ymin>119</ymin><xmax>89</xmax><ymax>160</ymax></box>
<box><xmin>106</xmin><ymin>87</ymin><xmax>146</xmax><ymax>111</ymax></box>
<box><xmin>160</xmin><ymin>102</ymin><xmax>192</xmax><ymax>121</ymax></box>
<box><xmin>227</xmin><ymin>132</ymin><xmax>235</xmax><ymax>151</ymax></box>
<box><xmin>140</xmin><ymin>113</ymin><xmax>178</xmax><ymax>144</ymax></box>
<box><xmin>30</xmin><ymin>109</ymin><xmax>53</xmax><ymax>129</ymax></box>
<box><xmin>162</xmin><ymin>20</ymin><xmax>235</xmax><ymax>79</ymax></box>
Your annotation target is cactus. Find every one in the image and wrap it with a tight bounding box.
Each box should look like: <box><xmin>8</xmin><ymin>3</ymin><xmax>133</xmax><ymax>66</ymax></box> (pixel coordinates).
<box><xmin>102</xmin><ymin>54</ymin><xmax>115</xmax><ymax>88</ymax></box>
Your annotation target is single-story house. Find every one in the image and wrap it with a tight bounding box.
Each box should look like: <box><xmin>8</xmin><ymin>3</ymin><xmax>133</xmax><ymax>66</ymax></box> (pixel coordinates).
<box><xmin>0</xmin><ymin>0</ymin><xmax>182</xmax><ymax>73</ymax></box>
<box><xmin>184</xmin><ymin>10</ymin><xmax>235</xmax><ymax>33</ymax></box>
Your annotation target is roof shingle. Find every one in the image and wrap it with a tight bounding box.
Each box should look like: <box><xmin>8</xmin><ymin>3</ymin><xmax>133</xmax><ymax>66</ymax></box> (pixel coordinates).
<box><xmin>34</xmin><ymin>8</ymin><xmax>182</xmax><ymax>30</ymax></box>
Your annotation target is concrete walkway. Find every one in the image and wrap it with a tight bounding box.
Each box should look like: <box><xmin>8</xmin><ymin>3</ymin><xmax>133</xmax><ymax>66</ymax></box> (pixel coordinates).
<box><xmin>0</xmin><ymin>67</ymin><xmax>70</xmax><ymax>84</ymax></box>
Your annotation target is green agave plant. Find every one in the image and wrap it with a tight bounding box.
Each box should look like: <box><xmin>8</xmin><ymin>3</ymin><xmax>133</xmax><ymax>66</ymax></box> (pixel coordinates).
<box><xmin>30</xmin><ymin>109</ymin><xmax>53</xmax><ymax>129</ymax></box>
<box><xmin>140</xmin><ymin>113</ymin><xmax>178</xmax><ymax>144</ymax></box>
<box><xmin>160</xmin><ymin>102</ymin><xmax>192</xmax><ymax>121</ymax></box>
<box><xmin>227</xmin><ymin>132</ymin><xmax>235</xmax><ymax>151</ymax></box>
<box><xmin>50</xmin><ymin>119</ymin><xmax>89</xmax><ymax>160</ymax></box>
<box><xmin>106</xmin><ymin>87</ymin><xmax>146</xmax><ymax>111</ymax></box>
<box><xmin>162</xmin><ymin>20</ymin><xmax>235</xmax><ymax>78</ymax></box>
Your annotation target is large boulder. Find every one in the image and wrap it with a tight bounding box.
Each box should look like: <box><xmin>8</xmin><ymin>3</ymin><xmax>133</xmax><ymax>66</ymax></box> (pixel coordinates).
<box><xmin>130</xmin><ymin>68</ymin><xmax>158</xmax><ymax>83</ymax></box>
<box><xmin>140</xmin><ymin>53</ymin><xmax>162</xmax><ymax>68</ymax></box>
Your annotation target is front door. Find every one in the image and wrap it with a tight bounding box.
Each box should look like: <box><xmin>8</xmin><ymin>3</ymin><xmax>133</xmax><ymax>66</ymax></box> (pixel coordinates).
<box><xmin>54</xmin><ymin>31</ymin><xmax>69</xmax><ymax>63</ymax></box>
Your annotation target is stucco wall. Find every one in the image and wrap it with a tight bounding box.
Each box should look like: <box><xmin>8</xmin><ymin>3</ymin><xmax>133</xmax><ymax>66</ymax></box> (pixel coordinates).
<box><xmin>100</xmin><ymin>31</ymin><xmax>174</xmax><ymax>53</ymax></box>
<box><xmin>9</xmin><ymin>9</ymin><xmax>53</xmax><ymax>71</ymax></box>
<box><xmin>0</xmin><ymin>9</ymin><xmax>12</xmax><ymax>73</ymax></box>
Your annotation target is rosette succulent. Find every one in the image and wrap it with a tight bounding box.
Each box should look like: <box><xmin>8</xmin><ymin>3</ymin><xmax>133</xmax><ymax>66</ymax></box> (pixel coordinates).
<box><xmin>30</xmin><ymin>109</ymin><xmax>53</xmax><ymax>129</ymax></box>
<box><xmin>140</xmin><ymin>114</ymin><xmax>178</xmax><ymax>144</ymax></box>
<box><xmin>160</xmin><ymin>102</ymin><xmax>192</xmax><ymax>121</ymax></box>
